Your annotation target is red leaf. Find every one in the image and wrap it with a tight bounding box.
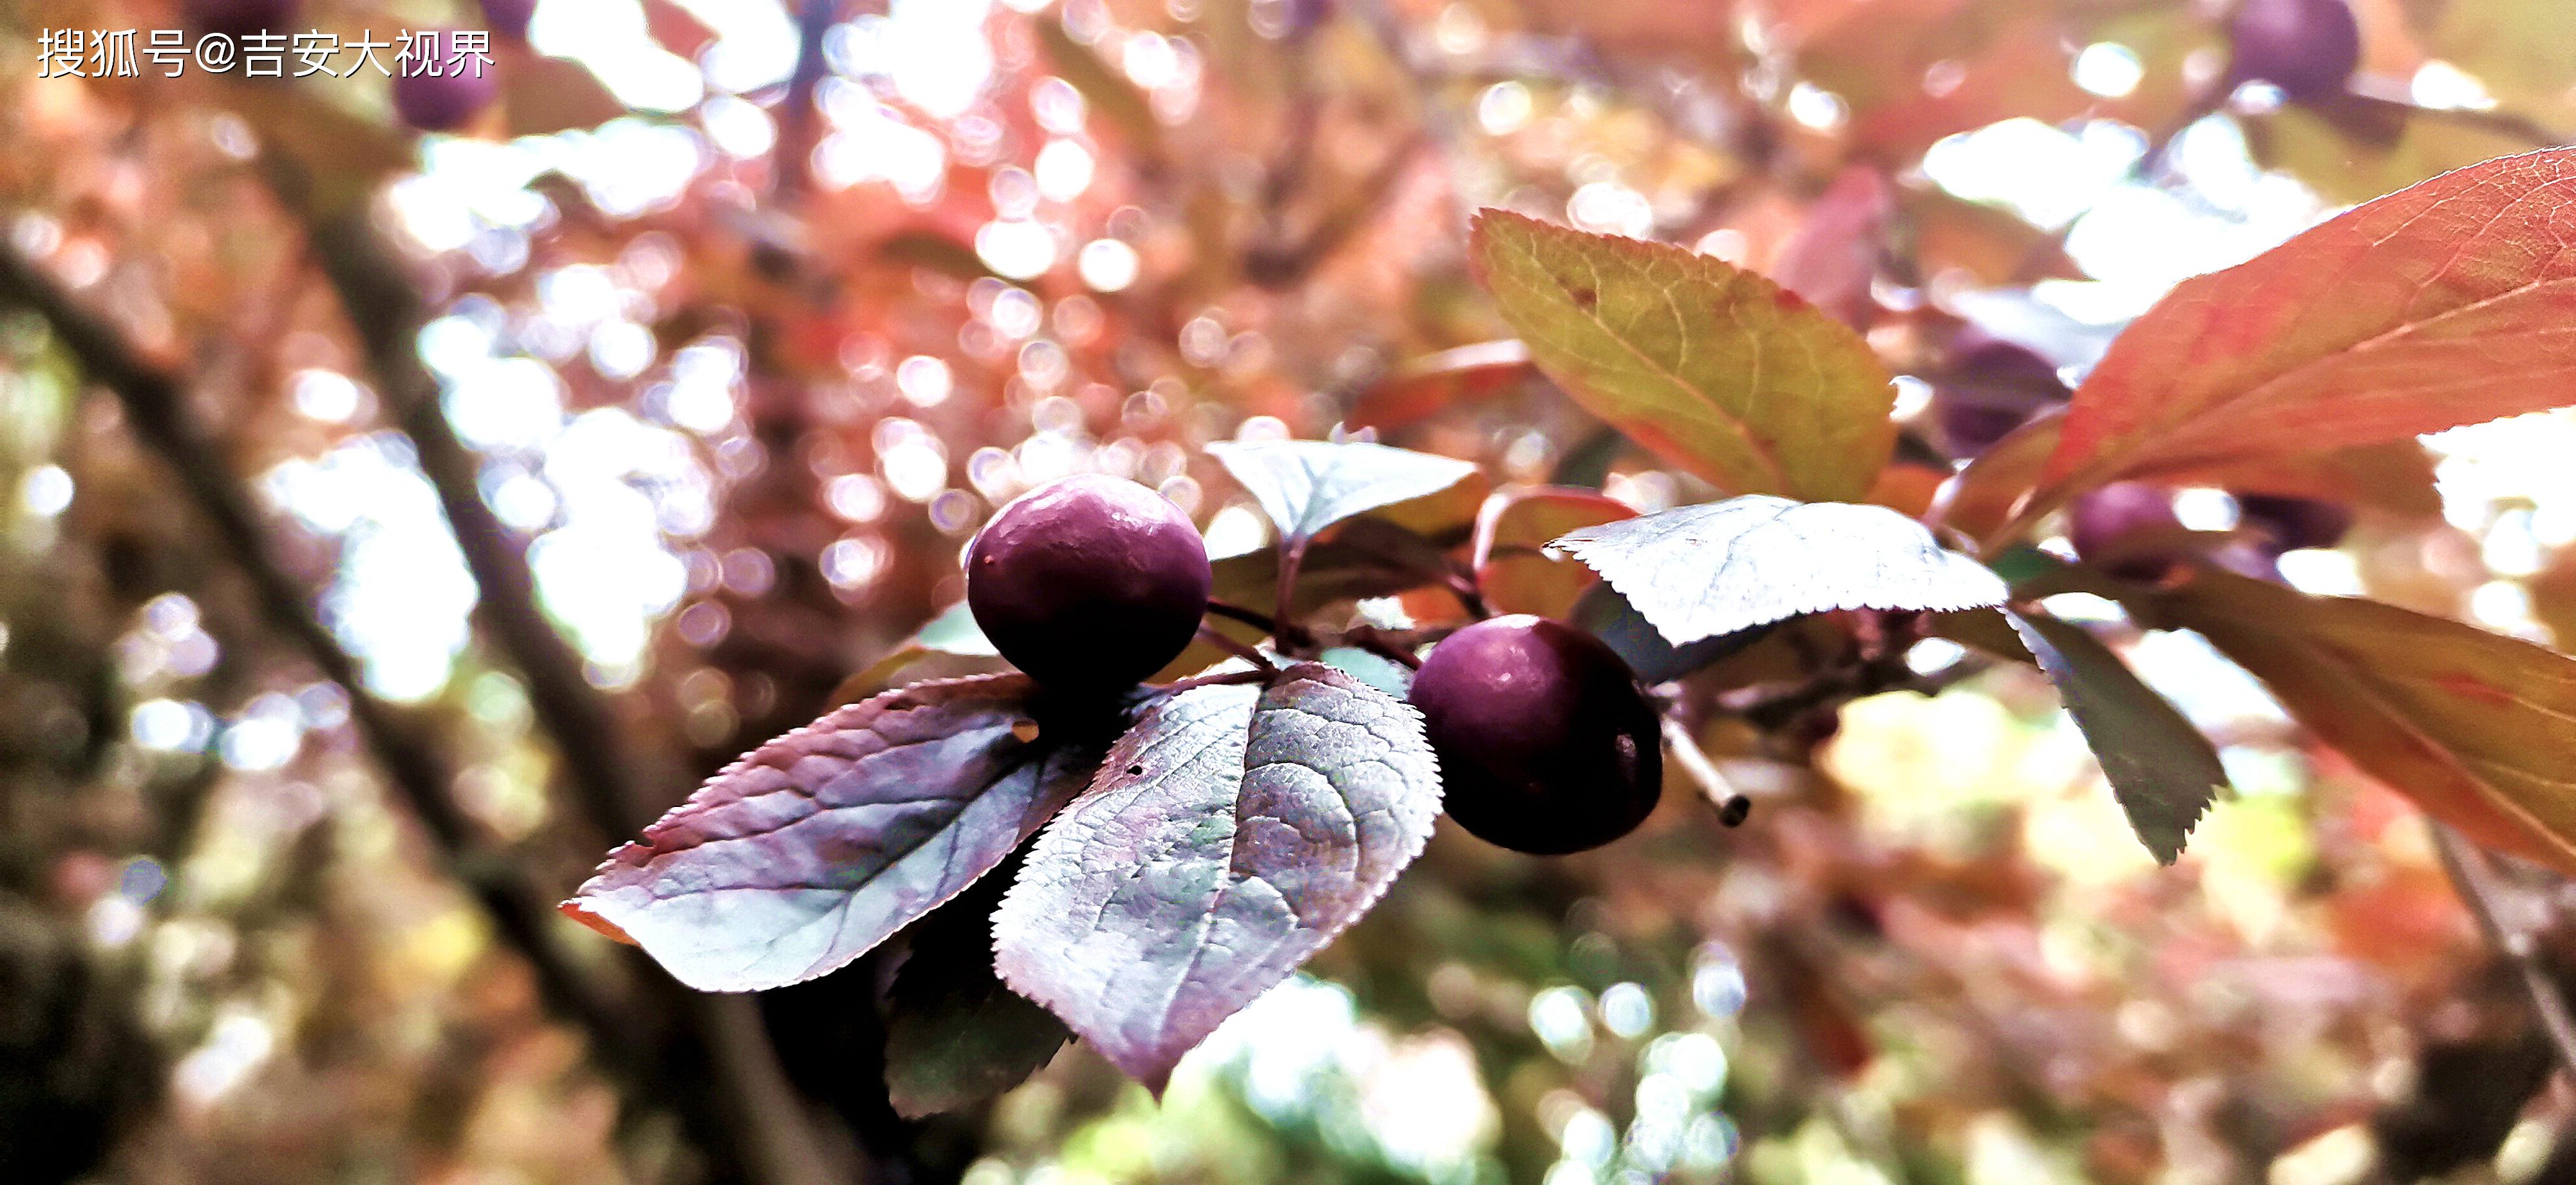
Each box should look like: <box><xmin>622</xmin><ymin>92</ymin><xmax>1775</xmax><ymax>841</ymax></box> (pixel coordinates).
<box><xmin>2040</xmin><ymin>149</ymin><xmax>2576</xmax><ymax>505</ymax></box>
<box><xmin>1471</xmin><ymin>486</ymin><xmax>1634</xmax><ymax>617</ymax></box>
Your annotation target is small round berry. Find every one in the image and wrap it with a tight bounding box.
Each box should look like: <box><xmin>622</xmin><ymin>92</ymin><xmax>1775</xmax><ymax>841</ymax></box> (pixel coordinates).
<box><xmin>2069</xmin><ymin>482</ymin><xmax>2188</xmax><ymax>583</ymax></box>
<box><xmin>2230</xmin><ymin>0</ymin><xmax>2361</xmax><ymax>102</ymax></box>
<box><xmin>966</xmin><ymin>475</ymin><xmax>1212</xmax><ymax>692</ymax></box>
<box><xmin>1930</xmin><ymin>328</ymin><xmax>2069</xmax><ymax>458</ymax></box>
<box><xmin>393</xmin><ymin>57</ymin><xmax>501</xmax><ymax>133</ymax></box>
<box><xmin>1410</xmin><ymin>615</ymin><xmax>1662</xmax><ymax>855</ymax></box>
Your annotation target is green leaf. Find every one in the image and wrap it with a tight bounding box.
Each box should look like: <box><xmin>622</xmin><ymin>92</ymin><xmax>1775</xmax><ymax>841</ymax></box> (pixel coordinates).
<box><xmin>1468</xmin><ymin>209</ymin><xmax>1897</xmax><ymax>502</ymax></box>
<box><xmin>1549</xmin><ymin>495</ymin><xmax>2006</xmax><ymax>645</ymax></box>
<box><xmin>1206</xmin><ymin>439</ymin><xmax>1478</xmax><ymax>544</ymax></box>
<box><xmin>2159</xmin><ymin>569</ymin><xmax>2576</xmax><ymax>875</ymax></box>
<box><xmin>882</xmin><ymin>862</ymin><xmax>1071</xmax><ymax>1119</ymax></box>
<box><xmin>2039</xmin><ymin>148</ymin><xmax>2576</xmax><ymax>507</ymax></box>
<box><xmin>2005</xmin><ymin>611</ymin><xmax>2224</xmax><ymax>864</ymax></box>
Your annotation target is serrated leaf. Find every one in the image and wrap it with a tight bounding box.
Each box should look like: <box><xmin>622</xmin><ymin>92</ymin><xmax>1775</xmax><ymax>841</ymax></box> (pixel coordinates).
<box><xmin>1568</xmin><ymin>582</ymin><xmax>1770</xmax><ymax>685</ymax></box>
<box><xmin>1468</xmin><ymin>209</ymin><xmax>1897</xmax><ymax>502</ymax></box>
<box><xmin>882</xmin><ymin>860</ymin><xmax>1070</xmax><ymax>1119</ymax></box>
<box><xmin>991</xmin><ymin>665</ymin><xmax>1440</xmax><ymax>1093</ymax></box>
<box><xmin>1550</xmin><ymin>495</ymin><xmax>2007</xmax><ymax>646</ymax></box>
<box><xmin>1206</xmin><ymin>439</ymin><xmax>1479</xmax><ymax>544</ymax></box>
<box><xmin>2038</xmin><ymin>149</ymin><xmax>2576</xmax><ymax>506</ymax></box>
<box><xmin>562</xmin><ymin>676</ymin><xmax>1106</xmax><ymax>992</ymax></box>
<box><xmin>2158</xmin><ymin>569</ymin><xmax>2576</xmax><ymax>874</ymax></box>
<box><xmin>2005</xmin><ymin>611</ymin><xmax>2224</xmax><ymax>864</ymax></box>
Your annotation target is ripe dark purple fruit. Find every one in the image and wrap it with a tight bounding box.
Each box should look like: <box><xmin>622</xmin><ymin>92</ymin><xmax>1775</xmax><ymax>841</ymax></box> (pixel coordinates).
<box><xmin>393</xmin><ymin>58</ymin><xmax>502</xmax><ymax>133</ymax></box>
<box><xmin>1409</xmin><ymin>615</ymin><xmax>1662</xmax><ymax>855</ymax></box>
<box><xmin>2229</xmin><ymin>0</ymin><xmax>2361</xmax><ymax>102</ymax></box>
<box><xmin>2069</xmin><ymin>482</ymin><xmax>2188</xmax><ymax>582</ymax></box>
<box><xmin>2235</xmin><ymin>493</ymin><xmax>2354</xmax><ymax>554</ymax></box>
<box><xmin>966</xmin><ymin>475</ymin><xmax>1211</xmax><ymax>692</ymax></box>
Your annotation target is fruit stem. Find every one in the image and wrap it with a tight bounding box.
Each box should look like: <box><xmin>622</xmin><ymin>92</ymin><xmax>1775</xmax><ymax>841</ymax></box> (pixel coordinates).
<box><xmin>1204</xmin><ymin>600</ymin><xmax>1280</xmax><ymax>634</ymax></box>
<box><xmin>1661</xmin><ymin>714</ymin><xmax>1751</xmax><ymax>826</ymax></box>
<box><xmin>1195</xmin><ymin>625</ymin><xmax>1280</xmax><ymax>675</ymax></box>
<box><xmin>1272</xmin><ymin>535</ymin><xmax>1318</xmax><ymax>654</ymax></box>
<box><xmin>1341</xmin><ymin>624</ymin><xmax>1424</xmax><ymax>670</ymax></box>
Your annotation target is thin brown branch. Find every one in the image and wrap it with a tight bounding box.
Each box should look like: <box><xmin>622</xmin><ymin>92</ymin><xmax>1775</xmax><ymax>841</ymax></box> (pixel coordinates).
<box><xmin>2432</xmin><ymin>822</ymin><xmax>2576</xmax><ymax>1083</ymax></box>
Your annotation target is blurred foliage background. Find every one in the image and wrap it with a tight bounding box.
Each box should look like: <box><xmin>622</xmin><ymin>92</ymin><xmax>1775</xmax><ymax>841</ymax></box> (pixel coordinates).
<box><xmin>7</xmin><ymin>0</ymin><xmax>2576</xmax><ymax>1183</ymax></box>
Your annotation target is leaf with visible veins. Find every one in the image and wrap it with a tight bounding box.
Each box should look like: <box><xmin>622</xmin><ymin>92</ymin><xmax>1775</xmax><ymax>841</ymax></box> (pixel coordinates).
<box><xmin>2039</xmin><ymin>148</ymin><xmax>2576</xmax><ymax>504</ymax></box>
<box><xmin>563</xmin><ymin>675</ymin><xmax>1110</xmax><ymax>992</ymax></box>
<box><xmin>2160</xmin><ymin>569</ymin><xmax>2576</xmax><ymax>875</ymax></box>
<box><xmin>991</xmin><ymin>665</ymin><xmax>1441</xmax><ymax>1093</ymax></box>
<box><xmin>1550</xmin><ymin>495</ymin><xmax>2005</xmax><ymax>645</ymax></box>
<box><xmin>1206</xmin><ymin>439</ymin><xmax>1479</xmax><ymax>543</ymax></box>
<box><xmin>1469</xmin><ymin>209</ymin><xmax>1897</xmax><ymax>502</ymax></box>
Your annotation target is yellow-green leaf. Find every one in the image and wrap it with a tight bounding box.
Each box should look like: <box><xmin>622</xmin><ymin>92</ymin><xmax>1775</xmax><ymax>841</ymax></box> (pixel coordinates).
<box><xmin>1468</xmin><ymin>209</ymin><xmax>1897</xmax><ymax>502</ymax></box>
<box><xmin>2160</xmin><ymin>569</ymin><xmax>2576</xmax><ymax>873</ymax></box>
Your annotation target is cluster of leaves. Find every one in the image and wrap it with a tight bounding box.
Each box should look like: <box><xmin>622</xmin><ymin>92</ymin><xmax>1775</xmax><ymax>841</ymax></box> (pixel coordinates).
<box><xmin>565</xmin><ymin>143</ymin><xmax>2576</xmax><ymax>1115</ymax></box>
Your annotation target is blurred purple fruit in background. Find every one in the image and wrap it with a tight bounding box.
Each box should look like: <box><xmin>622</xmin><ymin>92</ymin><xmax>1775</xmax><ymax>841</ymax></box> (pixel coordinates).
<box><xmin>2236</xmin><ymin>493</ymin><xmax>2355</xmax><ymax>554</ymax></box>
<box><xmin>2229</xmin><ymin>0</ymin><xmax>2362</xmax><ymax>102</ymax></box>
<box><xmin>2070</xmin><ymin>482</ymin><xmax>2188</xmax><ymax>582</ymax></box>
<box><xmin>1930</xmin><ymin>325</ymin><xmax>2069</xmax><ymax>458</ymax></box>
<box><xmin>480</xmin><ymin>0</ymin><xmax>538</xmax><ymax>41</ymax></box>
<box><xmin>393</xmin><ymin>59</ymin><xmax>502</xmax><ymax>133</ymax></box>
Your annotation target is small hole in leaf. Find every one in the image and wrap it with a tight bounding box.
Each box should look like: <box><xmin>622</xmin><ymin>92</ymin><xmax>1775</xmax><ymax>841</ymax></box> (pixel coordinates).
<box><xmin>1718</xmin><ymin>795</ymin><xmax>1752</xmax><ymax>827</ymax></box>
<box><xmin>1010</xmin><ymin>719</ymin><xmax>1041</xmax><ymax>743</ymax></box>
<box><xmin>1126</xmin><ymin>764</ymin><xmax>1144</xmax><ymax>776</ymax></box>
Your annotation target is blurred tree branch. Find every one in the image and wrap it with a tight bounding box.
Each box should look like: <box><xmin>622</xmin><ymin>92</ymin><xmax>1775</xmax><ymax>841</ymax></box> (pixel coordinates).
<box><xmin>0</xmin><ymin>240</ymin><xmax>643</xmax><ymax>1109</ymax></box>
<box><xmin>251</xmin><ymin>155</ymin><xmax>848</xmax><ymax>1185</ymax></box>
<box><xmin>0</xmin><ymin>237</ymin><xmax>839</xmax><ymax>1185</ymax></box>
<box><xmin>2433</xmin><ymin>822</ymin><xmax>2576</xmax><ymax>1081</ymax></box>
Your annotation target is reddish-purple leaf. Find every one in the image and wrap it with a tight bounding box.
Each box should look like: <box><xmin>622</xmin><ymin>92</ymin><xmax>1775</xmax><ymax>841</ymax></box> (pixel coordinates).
<box><xmin>2040</xmin><ymin>149</ymin><xmax>2576</xmax><ymax>506</ymax></box>
<box><xmin>563</xmin><ymin>675</ymin><xmax>1106</xmax><ymax>992</ymax></box>
<box><xmin>991</xmin><ymin>665</ymin><xmax>1440</xmax><ymax>1094</ymax></box>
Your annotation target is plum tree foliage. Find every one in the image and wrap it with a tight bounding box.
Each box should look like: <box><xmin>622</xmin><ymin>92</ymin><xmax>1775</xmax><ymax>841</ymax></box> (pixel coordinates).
<box><xmin>22</xmin><ymin>0</ymin><xmax>2576</xmax><ymax>1179</ymax></box>
<box><xmin>571</xmin><ymin>140</ymin><xmax>2576</xmax><ymax>1109</ymax></box>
